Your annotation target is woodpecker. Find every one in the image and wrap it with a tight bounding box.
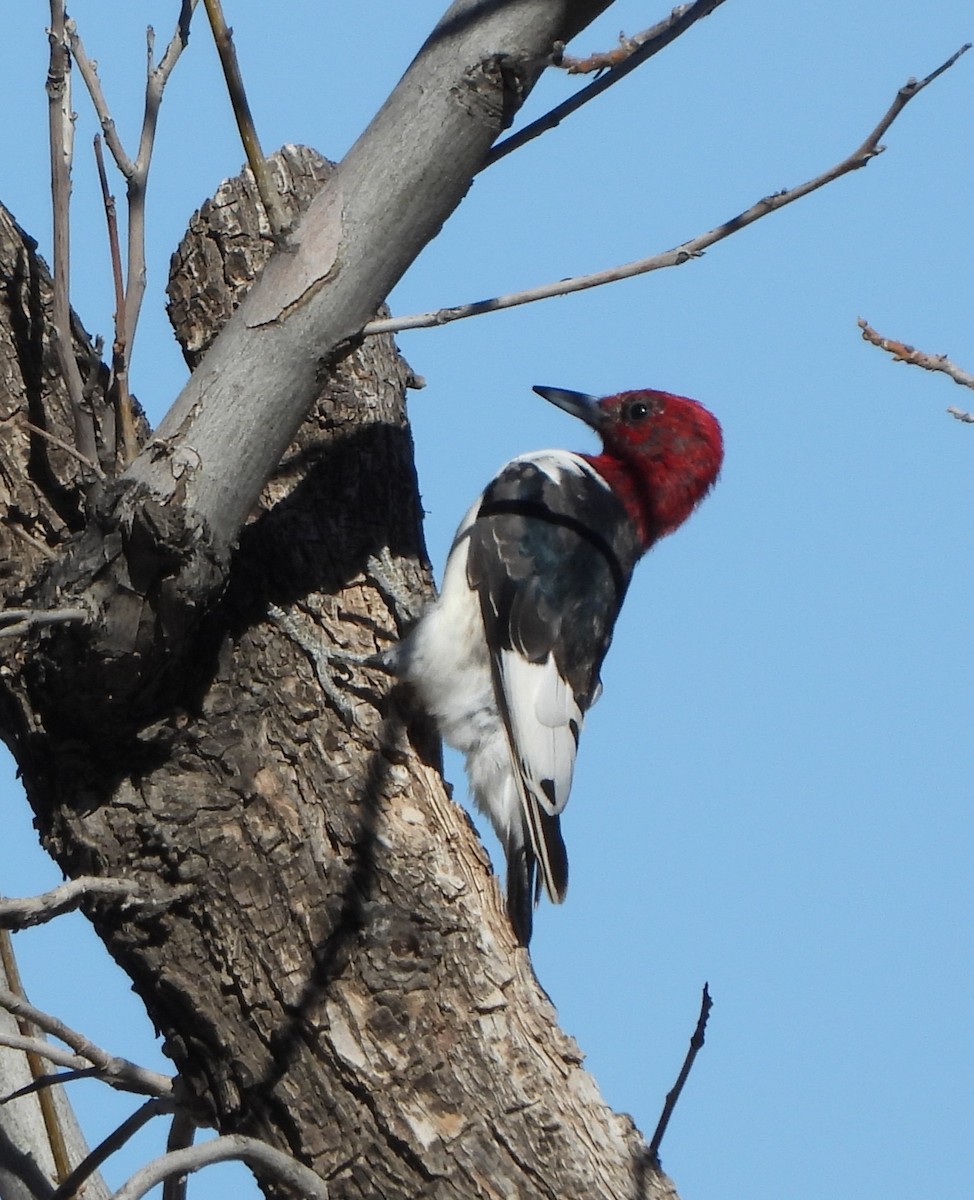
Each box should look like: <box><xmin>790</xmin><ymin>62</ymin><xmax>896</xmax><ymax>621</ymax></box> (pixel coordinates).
<box><xmin>396</xmin><ymin>385</ymin><xmax>723</xmax><ymax>944</ymax></box>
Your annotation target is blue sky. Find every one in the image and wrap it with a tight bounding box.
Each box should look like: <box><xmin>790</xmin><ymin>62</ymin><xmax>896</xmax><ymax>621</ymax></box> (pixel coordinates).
<box><xmin>1</xmin><ymin>3</ymin><xmax>972</xmax><ymax>1198</ymax></box>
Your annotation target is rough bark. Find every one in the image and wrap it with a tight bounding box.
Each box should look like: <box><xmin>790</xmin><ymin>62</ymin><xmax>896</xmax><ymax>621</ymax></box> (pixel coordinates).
<box><xmin>0</xmin><ymin>143</ymin><xmax>676</xmax><ymax>1199</ymax></box>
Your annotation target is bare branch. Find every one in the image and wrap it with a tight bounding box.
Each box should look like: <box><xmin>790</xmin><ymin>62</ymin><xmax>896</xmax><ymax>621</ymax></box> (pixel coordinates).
<box><xmin>112</xmin><ymin>1135</ymin><xmax>330</xmax><ymax>1200</ymax></box>
<box><xmin>0</xmin><ymin>607</ymin><xmax>89</xmax><ymax>639</ymax></box>
<box><xmin>0</xmin><ymin>987</ymin><xmax>173</xmax><ymax>1098</ymax></box>
<box><xmin>47</xmin><ymin>0</ymin><xmax>99</xmax><ymax>475</ymax></box>
<box><xmin>648</xmin><ymin>983</ymin><xmax>713</xmax><ymax>1162</ymax></box>
<box><xmin>366</xmin><ymin>46</ymin><xmax>970</xmax><ymax>338</ymax></box>
<box><xmin>858</xmin><ymin>318</ymin><xmax>974</xmax><ymax>392</ymax></box>
<box><xmin>0</xmin><ymin>1034</ymin><xmax>95</xmax><ymax>1077</ymax></box>
<box><xmin>0</xmin><ymin>877</ymin><xmax>178</xmax><ymax>930</ymax></box>
<box><xmin>947</xmin><ymin>406</ymin><xmax>974</xmax><ymax>423</ymax></box>
<box><xmin>485</xmin><ymin>0</ymin><xmax>729</xmax><ymax>168</ymax></box>
<box><xmin>51</xmin><ymin>1099</ymin><xmax>172</xmax><ymax>1200</ymax></box>
<box><xmin>202</xmin><ymin>0</ymin><xmax>288</xmax><ymax>236</ymax></box>
<box><xmin>67</xmin><ymin>2</ymin><xmax>199</xmax><ymax>368</ymax></box>
<box><xmin>124</xmin><ymin>2</ymin><xmax>200</xmax><ymax>348</ymax></box>
<box><xmin>162</xmin><ymin>1111</ymin><xmax>198</xmax><ymax>1200</ymax></box>
<box><xmin>94</xmin><ymin>135</ymin><xmax>139</xmax><ymax>465</ymax></box>
<box><xmin>24</xmin><ymin>418</ymin><xmax>106</xmax><ymax>478</ymax></box>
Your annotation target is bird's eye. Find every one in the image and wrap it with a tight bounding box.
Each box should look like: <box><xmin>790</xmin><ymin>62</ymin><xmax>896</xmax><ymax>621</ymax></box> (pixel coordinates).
<box><xmin>626</xmin><ymin>401</ymin><xmax>650</xmax><ymax>422</ymax></box>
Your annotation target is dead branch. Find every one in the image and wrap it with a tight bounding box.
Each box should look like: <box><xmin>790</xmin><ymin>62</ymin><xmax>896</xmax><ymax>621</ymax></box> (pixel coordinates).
<box><xmin>46</xmin><ymin>0</ymin><xmax>99</xmax><ymax>476</ymax></box>
<box><xmin>67</xmin><ymin>2</ymin><xmax>199</xmax><ymax>367</ymax></box>
<box><xmin>24</xmin><ymin>418</ymin><xmax>106</xmax><ymax>479</ymax></box>
<box><xmin>162</xmin><ymin>1111</ymin><xmax>198</xmax><ymax>1200</ymax></box>
<box><xmin>947</xmin><ymin>406</ymin><xmax>974</xmax><ymax>423</ymax></box>
<box><xmin>365</xmin><ymin>45</ymin><xmax>970</xmax><ymax>338</ymax></box>
<box><xmin>113</xmin><ymin>1135</ymin><xmax>330</xmax><ymax>1200</ymax></box>
<box><xmin>0</xmin><ymin>877</ymin><xmax>177</xmax><ymax>930</ymax></box>
<box><xmin>648</xmin><ymin>983</ymin><xmax>713</xmax><ymax>1162</ymax></box>
<box><xmin>94</xmin><ymin>134</ymin><xmax>139</xmax><ymax>465</ymax></box>
<box><xmin>0</xmin><ymin>987</ymin><xmax>173</xmax><ymax>1098</ymax></box>
<box><xmin>50</xmin><ymin>1099</ymin><xmax>173</xmax><ymax>1200</ymax></box>
<box><xmin>858</xmin><ymin>318</ymin><xmax>974</xmax><ymax>391</ymax></box>
<box><xmin>202</xmin><ymin>0</ymin><xmax>288</xmax><ymax>236</ymax></box>
<box><xmin>485</xmin><ymin>0</ymin><xmax>729</xmax><ymax>168</ymax></box>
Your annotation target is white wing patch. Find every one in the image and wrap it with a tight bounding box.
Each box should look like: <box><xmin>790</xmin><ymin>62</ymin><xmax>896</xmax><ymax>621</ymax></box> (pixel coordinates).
<box><xmin>499</xmin><ymin>650</ymin><xmax>584</xmax><ymax>817</ymax></box>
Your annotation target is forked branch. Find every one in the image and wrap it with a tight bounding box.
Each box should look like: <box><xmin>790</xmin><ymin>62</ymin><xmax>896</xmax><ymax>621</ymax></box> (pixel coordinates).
<box><xmin>364</xmin><ymin>45</ymin><xmax>970</xmax><ymax>338</ymax></box>
<box><xmin>859</xmin><ymin>318</ymin><xmax>974</xmax><ymax>397</ymax></box>
<box><xmin>485</xmin><ymin>0</ymin><xmax>730</xmax><ymax>168</ymax></box>
<box><xmin>66</xmin><ymin>2</ymin><xmax>199</xmax><ymax>376</ymax></box>
<box><xmin>0</xmin><ymin>986</ymin><xmax>173</xmax><ymax>1098</ymax></box>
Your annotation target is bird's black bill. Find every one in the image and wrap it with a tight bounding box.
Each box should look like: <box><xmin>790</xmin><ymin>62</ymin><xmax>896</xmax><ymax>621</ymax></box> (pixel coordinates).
<box><xmin>532</xmin><ymin>385</ymin><xmax>604</xmax><ymax>431</ymax></box>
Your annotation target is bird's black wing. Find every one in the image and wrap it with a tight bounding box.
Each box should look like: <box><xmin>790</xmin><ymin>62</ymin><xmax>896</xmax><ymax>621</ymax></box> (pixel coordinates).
<box><xmin>466</xmin><ymin>452</ymin><xmax>642</xmax><ymax>923</ymax></box>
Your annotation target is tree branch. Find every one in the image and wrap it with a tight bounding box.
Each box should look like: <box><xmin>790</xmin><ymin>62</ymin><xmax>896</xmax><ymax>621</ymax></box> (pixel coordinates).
<box><xmin>202</xmin><ymin>0</ymin><xmax>288</xmax><ymax>237</ymax></box>
<box><xmin>46</xmin><ymin>0</ymin><xmax>99</xmax><ymax>476</ymax></box>
<box><xmin>50</xmin><ymin>1099</ymin><xmax>172</xmax><ymax>1200</ymax></box>
<box><xmin>94</xmin><ymin>134</ymin><xmax>139</xmax><ymax>465</ymax></box>
<box><xmin>67</xmin><ymin>2</ymin><xmax>199</xmax><ymax>371</ymax></box>
<box><xmin>648</xmin><ymin>983</ymin><xmax>713</xmax><ymax>1162</ymax></box>
<box><xmin>858</xmin><ymin>318</ymin><xmax>974</xmax><ymax>391</ymax></box>
<box><xmin>162</xmin><ymin>1111</ymin><xmax>197</xmax><ymax>1200</ymax></box>
<box><xmin>112</xmin><ymin>1135</ymin><xmax>330</xmax><ymax>1200</ymax></box>
<box><xmin>0</xmin><ymin>877</ymin><xmax>180</xmax><ymax>930</ymax></box>
<box><xmin>364</xmin><ymin>45</ymin><xmax>970</xmax><ymax>338</ymax></box>
<box><xmin>485</xmin><ymin>0</ymin><xmax>730</xmax><ymax>168</ymax></box>
<box><xmin>0</xmin><ymin>988</ymin><xmax>173</xmax><ymax>1098</ymax></box>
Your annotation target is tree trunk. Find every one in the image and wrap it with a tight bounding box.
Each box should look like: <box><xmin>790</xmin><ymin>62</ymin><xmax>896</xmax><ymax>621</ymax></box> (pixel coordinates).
<box><xmin>0</xmin><ymin>3</ymin><xmax>682</xmax><ymax>1196</ymax></box>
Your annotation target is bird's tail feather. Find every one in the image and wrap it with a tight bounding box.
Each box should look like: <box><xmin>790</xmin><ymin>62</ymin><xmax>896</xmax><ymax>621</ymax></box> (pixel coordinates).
<box><xmin>505</xmin><ymin>803</ymin><xmax>568</xmax><ymax>944</ymax></box>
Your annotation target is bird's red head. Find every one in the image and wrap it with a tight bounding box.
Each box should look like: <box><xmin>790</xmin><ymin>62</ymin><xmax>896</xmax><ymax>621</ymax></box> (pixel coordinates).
<box><xmin>533</xmin><ymin>385</ymin><xmax>723</xmax><ymax>548</ymax></box>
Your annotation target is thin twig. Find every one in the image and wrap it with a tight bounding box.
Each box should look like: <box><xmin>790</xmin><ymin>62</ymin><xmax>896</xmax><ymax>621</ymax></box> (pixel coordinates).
<box><xmin>858</xmin><ymin>318</ymin><xmax>974</xmax><ymax>391</ymax></box>
<box><xmin>24</xmin><ymin>419</ymin><xmax>106</xmax><ymax>479</ymax></box>
<box><xmin>0</xmin><ymin>986</ymin><xmax>173</xmax><ymax>1098</ymax></box>
<box><xmin>94</xmin><ymin>134</ymin><xmax>139</xmax><ymax>465</ymax></box>
<box><xmin>3</xmin><ymin>1066</ymin><xmax>102</xmax><ymax>1104</ymax></box>
<box><xmin>485</xmin><ymin>0</ymin><xmax>729</xmax><ymax>168</ymax></box>
<box><xmin>202</xmin><ymin>0</ymin><xmax>288</xmax><ymax>236</ymax></box>
<box><xmin>0</xmin><ymin>877</ymin><xmax>175</xmax><ymax>931</ymax></box>
<box><xmin>365</xmin><ymin>45</ymin><xmax>970</xmax><ymax>339</ymax></box>
<box><xmin>113</xmin><ymin>1135</ymin><xmax>330</xmax><ymax>1200</ymax></box>
<box><xmin>46</xmin><ymin>0</ymin><xmax>99</xmax><ymax>480</ymax></box>
<box><xmin>649</xmin><ymin>983</ymin><xmax>713</xmax><ymax>1161</ymax></box>
<box><xmin>51</xmin><ymin>1098</ymin><xmax>172</xmax><ymax>1200</ymax></box>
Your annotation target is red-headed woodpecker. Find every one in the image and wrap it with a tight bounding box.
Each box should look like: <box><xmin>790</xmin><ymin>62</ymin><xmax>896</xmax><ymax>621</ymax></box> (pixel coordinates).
<box><xmin>397</xmin><ymin>385</ymin><xmax>723</xmax><ymax>944</ymax></box>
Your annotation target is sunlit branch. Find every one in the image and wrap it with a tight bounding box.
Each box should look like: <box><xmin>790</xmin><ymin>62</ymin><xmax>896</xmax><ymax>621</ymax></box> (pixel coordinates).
<box><xmin>113</xmin><ymin>1135</ymin><xmax>330</xmax><ymax>1200</ymax></box>
<box><xmin>364</xmin><ymin>46</ymin><xmax>970</xmax><ymax>339</ymax></box>
<box><xmin>66</xmin><ymin>2</ymin><xmax>199</xmax><ymax>376</ymax></box>
<box><xmin>0</xmin><ymin>876</ymin><xmax>172</xmax><ymax>929</ymax></box>
<box><xmin>0</xmin><ymin>986</ymin><xmax>174</xmax><ymax>1098</ymax></box>
<box><xmin>50</xmin><ymin>1098</ymin><xmax>173</xmax><ymax>1200</ymax></box>
<box><xmin>46</xmin><ymin>0</ymin><xmax>98</xmax><ymax>477</ymax></box>
<box><xmin>858</xmin><ymin>317</ymin><xmax>974</xmax><ymax>394</ymax></box>
<box><xmin>485</xmin><ymin>0</ymin><xmax>730</xmax><ymax>169</ymax></box>
<box><xmin>203</xmin><ymin>0</ymin><xmax>288</xmax><ymax>236</ymax></box>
